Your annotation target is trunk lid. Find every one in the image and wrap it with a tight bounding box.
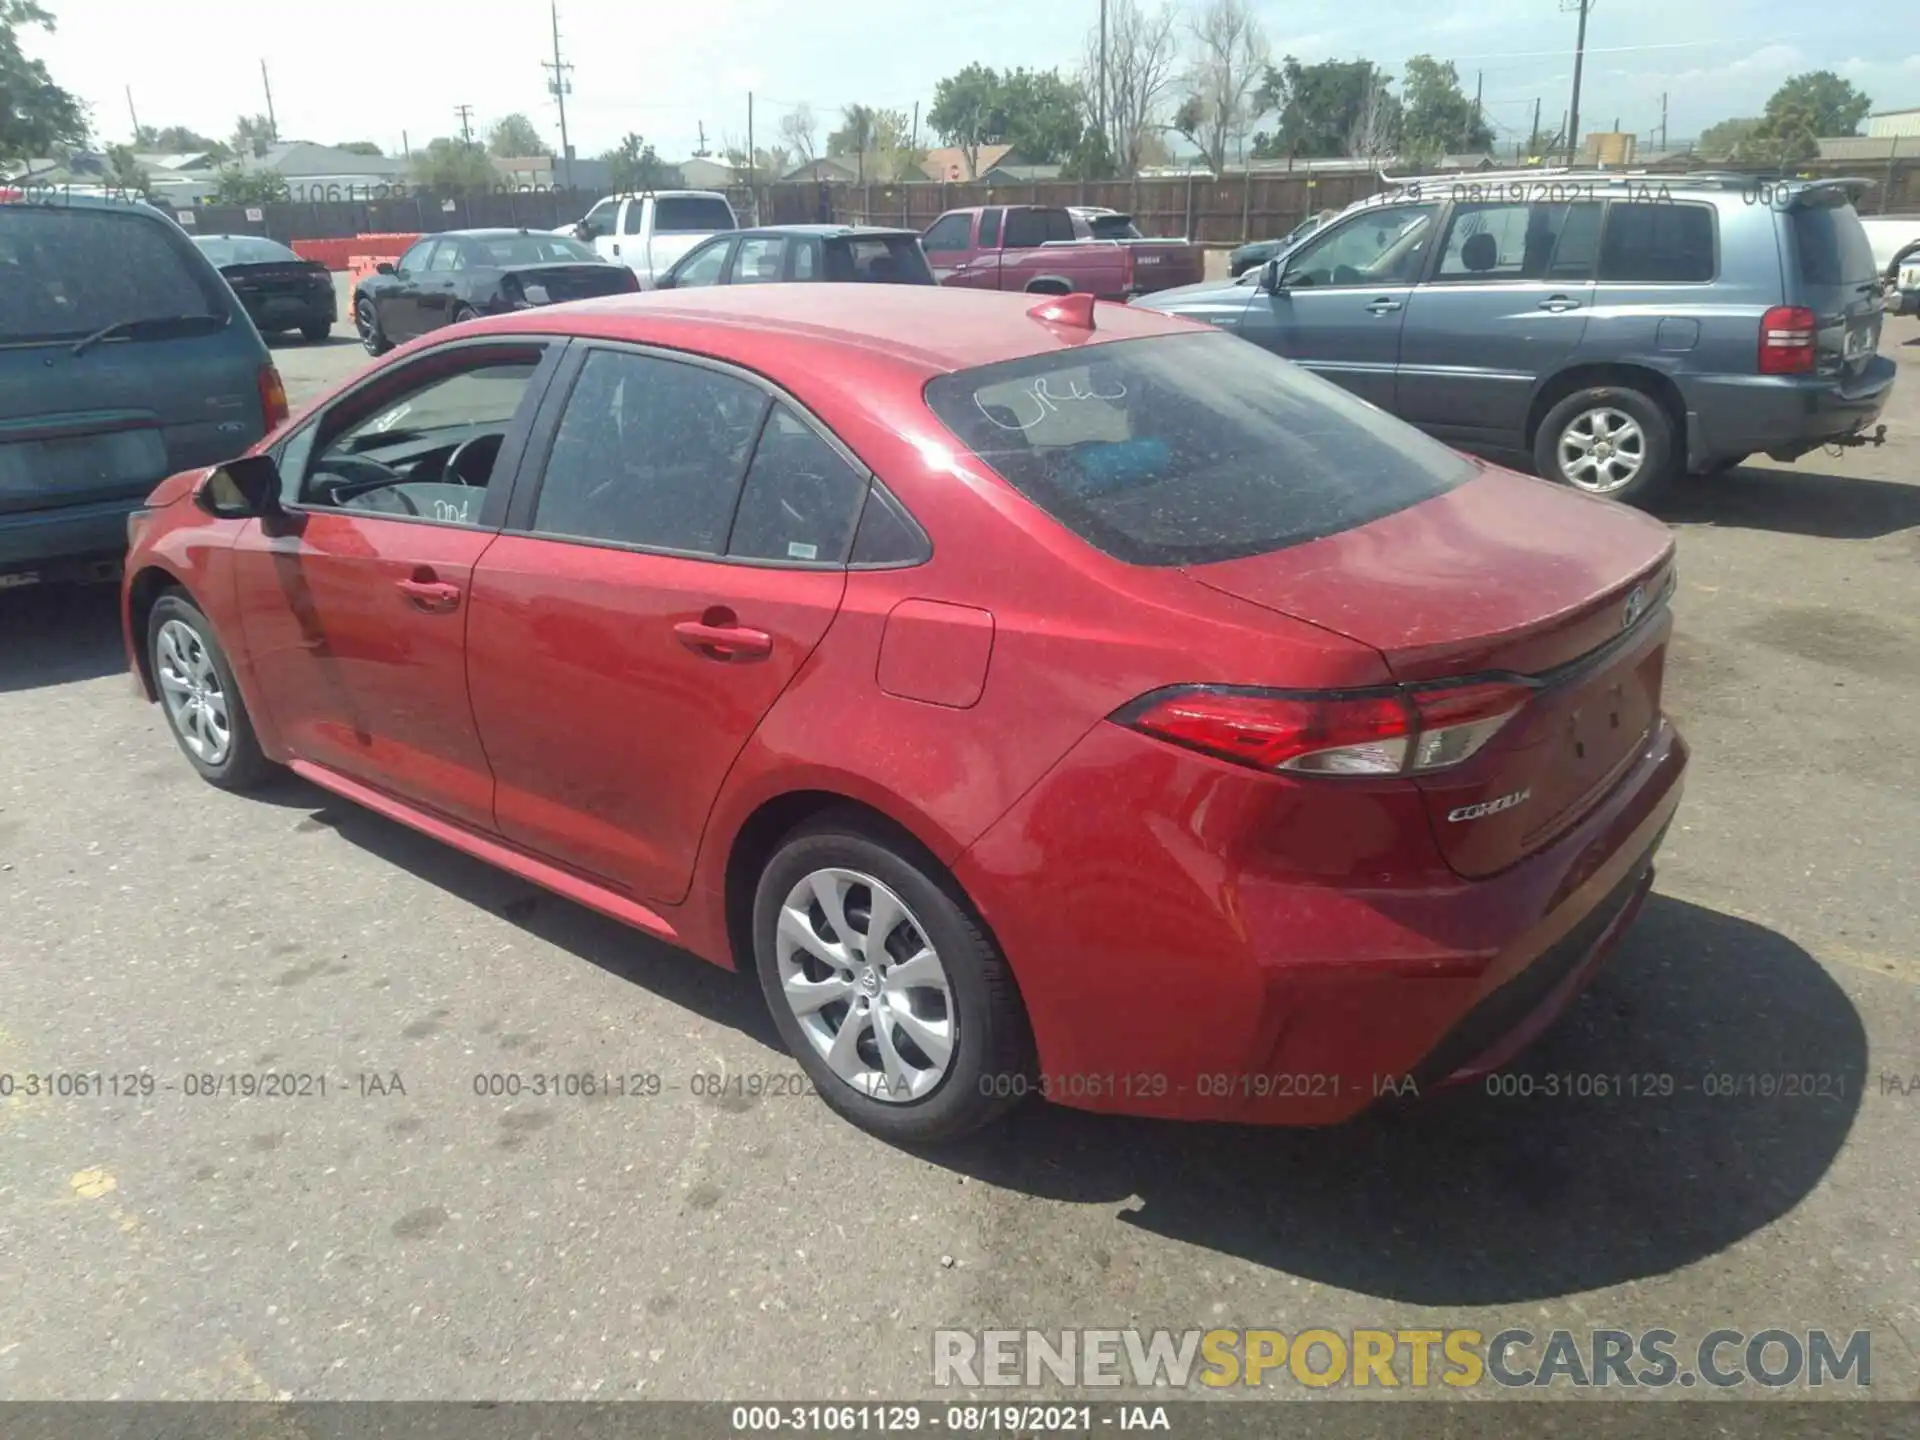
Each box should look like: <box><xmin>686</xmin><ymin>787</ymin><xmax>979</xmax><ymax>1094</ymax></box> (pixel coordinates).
<box><xmin>1185</xmin><ymin>465</ymin><xmax>1676</xmax><ymax>877</ymax></box>
<box><xmin>509</xmin><ymin>262</ymin><xmax>635</xmax><ymax>303</ymax></box>
<box><xmin>1785</xmin><ymin>185</ymin><xmax>1883</xmax><ymax>381</ymax></box>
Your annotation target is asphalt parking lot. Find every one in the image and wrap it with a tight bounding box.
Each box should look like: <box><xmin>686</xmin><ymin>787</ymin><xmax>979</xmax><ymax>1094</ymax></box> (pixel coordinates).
<box><xmin>1</xmin><ymin>295</ymin><xmax>1917</xmax><ymax>1404</ymax></box>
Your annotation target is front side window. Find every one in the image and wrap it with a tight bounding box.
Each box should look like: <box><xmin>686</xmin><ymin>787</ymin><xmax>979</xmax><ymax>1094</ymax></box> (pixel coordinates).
<box><xmin>396</xmin><ymin>238</ymin><xmax>435</xmax><ymax>274</ymax></box>
<box><xmin>529</xmin><ymin>350</ymin><xmax>767</xmax><ymax>554</ymax></box>
<box><xmin>1281</xmin><ymin>203</ymin><xmax>1437</xmax><ymax>287</ymax></box>
<box><xmin>923</xmin><ymin>332</ymin><xmax>1472</xmax><ymax>567</ymax></box>
<box><xmin>580</xmin><ymin>199</ymin><xmax>617</xmax><ymax>238</ymax></box>
<box><xmin>297</xmin><ymin>351</ymin><xmax>545</xmax><ymax>525</ymax></box>
<box><xmin>672</xmin><ymin>238</ymin><xmax>732</xmax><ymax>287</ymax></box>
<box><xmin>1598</xmin><ymin>202</ymin><xmax>1715</xmax><ymax>284</ymax></box>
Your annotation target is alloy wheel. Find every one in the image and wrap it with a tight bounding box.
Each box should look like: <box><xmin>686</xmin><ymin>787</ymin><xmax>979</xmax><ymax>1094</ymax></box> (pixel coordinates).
<box><xmin>355</xmin><ymin>298</ymin><xmax>380</xmax><ymax>351</ymax></box>
<box><xmin>1556</xmin><ymin>406</ymin><xmax>1647</xmax><ymax>494</ymax></box>
<box><xmin>154</xmin><ymin>618</ymin><xmax>232</xmax><ymax>766</ymax></box>
<box><xmin>773</xmin><ymin>867</ymin><xmax>956</xmax><ymax>1103</ymax></box>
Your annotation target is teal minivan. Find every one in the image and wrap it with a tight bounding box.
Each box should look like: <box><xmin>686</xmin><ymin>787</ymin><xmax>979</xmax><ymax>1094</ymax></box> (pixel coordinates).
<box><xmin>1</xmin><ymin>192</ymin><xmax>288</xmax><ymax>585</ymax></box>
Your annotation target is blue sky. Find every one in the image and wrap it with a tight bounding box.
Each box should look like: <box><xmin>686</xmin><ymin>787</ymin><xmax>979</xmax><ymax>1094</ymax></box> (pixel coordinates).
<box><xmin>22</xmin><ymin>0</ymin><xmax>1918</xmax><ymax>162</ymax></box>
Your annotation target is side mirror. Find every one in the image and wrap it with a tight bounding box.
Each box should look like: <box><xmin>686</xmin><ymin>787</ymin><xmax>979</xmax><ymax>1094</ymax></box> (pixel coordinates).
<box><xmin>572</xmin><ymin>223</ymin><xmax>593</xmax><ymax>242</ymax></box>
<box><xmin>654</xmin><ymin>272</ymin><xmax>676</xmax><ymax>290</ymax></box>
<box><xmin>198</xmin><ymin>453</ymin><xmax>284</xmax><ymax>520</ymax></box>
<box><xmin>1260</xmin><ymin>258</ymin><xmax>1287</xmax><ymax>295</ymax></box>
<box><xmin>376</xmin><ymin>261</ymin><xmax>395</xmax><ymax>275</ymax></box>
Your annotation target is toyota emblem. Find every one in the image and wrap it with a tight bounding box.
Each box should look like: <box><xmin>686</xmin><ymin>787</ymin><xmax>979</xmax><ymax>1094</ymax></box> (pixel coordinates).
<box><xmin>1622</xmin><ymin>585</ymin><xmax>1647</xmax><ymax>630</ymax></box>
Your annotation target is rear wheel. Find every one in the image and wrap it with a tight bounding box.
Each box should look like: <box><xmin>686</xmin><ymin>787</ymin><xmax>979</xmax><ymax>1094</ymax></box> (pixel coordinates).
<box><xmin>452</xmin><ymin>304</ymin><xmax>480</xmax><ymax>325</ymax></box>
<box><xmin>300</xmin><ymin>320</ymin><xmax>331</xmax><ymax>343</ymax></box>
<box><xmin>1534</xmin><ymin>386</ymin><xmax>1675</xmax><ymax>506</ymax></box>
<box><xmin>354</xmin><ymin>295</ymin><xmax>391</xmax><ymax>355</ymax></box>
<box><xmin>148</xmin><ymin>593</ymin><xmax>274</xmax><ymax>791</ymax></box>
<box><xmin>751</xmin><ymin>813</ymin><xmax>1033</xmax><ymax>1144</ymax></box>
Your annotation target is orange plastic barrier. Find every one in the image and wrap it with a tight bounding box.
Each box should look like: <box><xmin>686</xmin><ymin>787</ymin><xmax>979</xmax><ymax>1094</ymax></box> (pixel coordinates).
<box><xmin>291</xmin><ymin>233</ymin><xmax>425</xmax><ymax>271</ymax></box>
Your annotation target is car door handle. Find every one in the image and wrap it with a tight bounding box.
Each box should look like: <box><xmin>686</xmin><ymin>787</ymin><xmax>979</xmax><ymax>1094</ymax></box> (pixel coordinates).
<box><xmin>1538</xmin><ymin>296</ymin><xmax>1581</xmax><ymax>312</ymax></box>
<box><xmin>396</xmin><ymin>578</ymin><xmax>462</xmax><ymax>612</ymax></box>
<box><xmin>674</xmin><ymin>620</ymin><xmax>773</xmax><ymax>661</ymax></box>
<box><xmin>1365</xmin><ymin>298</ymin><xmax>1403</xmax><ymax>314</ymax></box>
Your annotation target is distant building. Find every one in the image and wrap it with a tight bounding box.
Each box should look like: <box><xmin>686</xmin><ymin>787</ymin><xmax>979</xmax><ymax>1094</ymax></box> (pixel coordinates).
<box><xmin>1866</xmin><ymin>108</ymin><xmax>1920</xmax><ymax>139</ymax></box>
<box><xmin>919</xmin><ymin>144</ymin><xmax>1022</xmax><ymax>182</ymax></box>
<box><xmin>680</xmin><ymin>156</ymin><xmax>745</xmax><ymax>190</ymax></box>
<box><xmin>980</xmin><ymin>161</ymin><xmax>1062</xmax><ymax>184</ymax></box>
<box><xmin>781</xmin><ymin>156</ymin><xmax>862</xmax><ymax>184</ymax></box>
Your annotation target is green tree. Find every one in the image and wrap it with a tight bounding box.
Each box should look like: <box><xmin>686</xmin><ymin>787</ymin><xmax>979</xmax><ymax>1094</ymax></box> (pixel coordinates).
<box><xmin>410</xmin><ymin>136</ymin><xmax>495</xmax><ymax>192</ymax></box>
<box><xmin>1251</xmin><ymin>57</ymin><xmax>1398</xmax><ymax>159</ymax></box>
<box><xmin>1696</xmin><ymin>116</ymin><xmax>1760</xmax><ymax>158</ymax></box>
<box><xmin>230</xmin><ymin>113</ymin><xmax>277</xmax><ymax>158</ymax></box>
<box><xmin>486</xmin><ymin>113</ymin><xmax>548</xmax><ymax>158</ymax></box>
<box><xmin>828</xmin><ymin>104</ymin><xmax>922</xmax><ymax>184</ymax></box>
<box><xmin>210</xmin><ymin>166</ymin><xmax>289</xmax><ymax>204</ymax></box>
<box><xmin>333</xmin><ymin>140</ymin><xmax>384</xmax><ymax>157</ymax></box>
<box><xmin>1765</xmin><ymin>70</ymin><xmax>1871</xmax><ymax>138</ymax></box>
<box><xmin>928</xmin><ymin>63</ymin><xmax>1010</xmax><ymax>177</ymax></box>
<box><xmin>1736</xmin><ymin>99</ymin><xmax>1820</xmax><ymax>168</ymax></box>
<box><xmin>102</xmin><ymin>142</ymin><xmax>147</xmax><ymax>191</ymax></box>
<box><xmin>997</xmin><ymin>68</ymin><xmax>1086</xmax><ymax>163</ymax></box>
<box><xmin>1060</xmin><ymin>125</ymin><xmax>1118</xmax><ymax>180</ymax></box>
<box><xmin>134</xmin><ymin>123</ymin><xmax>230</xmax><ymax>159</ymax></box>
<box><xmin>603</xmin><ymin>132</ymin><xmax>683</xmax><ymax>191</ymax></box>
<box><xmin>1399</xmin><ymin>54</ymin><xmax>1490</xmax><ymax>163</ymax></box>
<box><xmin>1</xmin><ymin>1</ymin><xmax>87</xmax><ymax>164</ymax></box>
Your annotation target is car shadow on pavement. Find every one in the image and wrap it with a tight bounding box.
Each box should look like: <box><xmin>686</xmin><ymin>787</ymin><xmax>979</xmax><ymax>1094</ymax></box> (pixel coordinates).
<box><xmin>0</xmin><ymin>582</ymin><xmax>128</xmax><ymax>693</ymax></box>
<box><xmin>927</xmin><ymin>894</ymin><xmax>1868</xmax><ymax>1306</ymax></box>
<box><xmin>1653</xmin><ymin>464</ymin><xmax>1920</xmax><ymax>540</ymax></box>
<box><xmin>264</xmin><ymin>333</ymin><xmax>358</xmax><ymax>350</ymax></box>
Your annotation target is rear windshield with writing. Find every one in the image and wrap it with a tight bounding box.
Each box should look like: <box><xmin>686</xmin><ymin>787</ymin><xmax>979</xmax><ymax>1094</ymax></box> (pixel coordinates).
<box><xmin>652</xmin><ymin>197</ymin><xmax>738</xmax><ymax>233</ymax></box>
<box><xmin>1791</xmin><ymin>202</ymin><xmax>1876</xmax><ymax>288</ymax></box>
<box><xmin>923</xmin><ymin>332</ymin><xmax>1472</xmax><ymax>567</ymax></box>
<box><xmin>0</xmin><ymin>207</ymin><xmax>225</xmax><ymax>343</ymax></box>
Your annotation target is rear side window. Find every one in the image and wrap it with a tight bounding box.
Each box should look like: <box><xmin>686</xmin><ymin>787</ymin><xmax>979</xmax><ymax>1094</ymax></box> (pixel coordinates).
<box><xmin>531</xmin><ymin>350</ymin><xmax>768</xmax><ymax>554</ymax></box>
<box><xmin>923</xmin><ymin>332</ymin><xmax>1473</xmax><ymax>567</ymax></box>
<box><xmin>651</xmin><ymin>197</ymin><xmax>737</xmax><ymax>233</ymax></box>
<box><xmin>1087</xmin><ymin>214</ymin><xmax>1144</xmax><ymax>240</ymax></box>
<box><xmin>1791</xmin><ymin>202</ymin><xmax>1877</xmax><ymax>287</ymax></box>
<box><xmin>1004</xmin><ymin>209</ymin><xmax>1075</xmax><ymax>247</ymax></box>
<box><xmin>824</xmin><ymin>236</ymin><xmax>933</xmax><ymax>284</ymax></box>
<box><xmin>0</xmin><ymin>206</ymin><xmax>225</xmax><ymax>343</ymax></box>
<box><xmin>1598</xmin><ymin>202</ymin><xmax>1715</xmax><ymax>283</ymax></box>
<box><xmin>923</xmin><ymin>214</ymin><xmax>971</xmax><ymax>252</ymax></box>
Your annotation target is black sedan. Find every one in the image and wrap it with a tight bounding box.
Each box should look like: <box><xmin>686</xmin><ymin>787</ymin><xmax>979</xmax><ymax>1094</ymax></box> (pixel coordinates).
<box><xmin>656</xmin><ymin>225</ymin><xmax>934</xmax><ymax>289</ymax></box>
<box><xmin>193</xmin><ymin>234</ymin><xmax>337</xmax><ymax>342</ymax></box>
<box><xmin>1226</xmin><ymin>211</ymin><xmax>1335</xmax><ymax>278</ymax></box>
<box><xmin>352</xmin><ymin>228</ymin><xmax>637</xmax><ymax>354</ymax></box>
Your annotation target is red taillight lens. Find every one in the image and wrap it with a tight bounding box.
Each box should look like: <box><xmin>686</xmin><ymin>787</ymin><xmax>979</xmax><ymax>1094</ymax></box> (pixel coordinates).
<box><xmin>1116</xmin><ymin>682</ymin><xmax>1531</xmax><ymax>778</ymax></box>
<box><xmin>257</xmin><ymin>364</ymin><xmax>289</xmax><ymax>430</ymax></box>
<box><xmin>618</xmin><ymin>267</ymin><xmax>641</xmax><ymax>293</ymax></box>
<box><xmin>1759</xmin><ymin>305</ymin><xmax>1818</xmax><ymax>375</ymax></box>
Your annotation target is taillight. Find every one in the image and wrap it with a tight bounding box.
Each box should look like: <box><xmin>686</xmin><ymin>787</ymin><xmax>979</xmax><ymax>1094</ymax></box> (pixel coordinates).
<box><xmin>1114</xmin><ymin>681</ymin><xmax>1530</xmax><ymax>778</ymax></box>
<box><xmin>126</xmin><ymin>507</ymin><xmax>154</xmax><ymax>548</ymax></box>
<box><xmin>1759</xmin><ymin>305</ymin><xmax>1818</xmax><ymax>374</ymax></box>
<box><xmin>257</xmin><ymin>363</ymin><xmax>289</xmax><ymax>430</ymax></box>
<box><xmin>618</xmin><ymin>267</ymin><xmax>641</xmax><ymax>293</ymax></box>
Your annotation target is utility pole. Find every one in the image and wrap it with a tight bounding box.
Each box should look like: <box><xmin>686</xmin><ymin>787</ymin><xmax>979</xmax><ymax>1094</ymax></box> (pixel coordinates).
<box><xmin>747</xmin><ymin>91</ymin><xmax>756</xmax><ymax>222</ymax></box>
<box><xmin>260</xmin><ymin>60</ymin><xmax>277</xmax><ymax>141</ymax></box>
<box><xmin>1560</xmin><ymin>0</ymin><xmax>1593</xmax><ymax>165</ymax></box>
<box><xmin>126</xmin><ymin>86</ymin><xmax>141</xmax><ymax>142</ymax></box>
<box><xmin>543</xmin><ymin>0</ymin><xmax>576</xmax><ymax>189</ymax></box>
<box><xmin>1099</xmin><ymin>0</ymin><xmax>1109</xmax><ymax>148</ymax></box>
<box><xmin>401</xmin><ymin>129</ymin><xmax>411</xmax><ymax>160</ymax></box>
<box><xmin>910</xmin><ymin>100</ymin><xmax>919</xmax><ymax>155</ymax></box>
<box><xmin>455</xmin><ymin>105</ymin><xmax>475</xmax><ymax>146</ymax></box>
<box><xmin>1472</xmin><ymin>71</ymin><xmax>1483</xmax><ymax>153</ymax></box>
<box><xmin>1659</xmin><ymin>91</ymin><xmax>1668</xmax><ymax>150</ymax></box>
<box><xmin>695</xmin><ymin>122</ymin><xmax>711</xmax><ymax>159</ymax></box>
<box><xmin>1531</xmin><ymin>96</ymin><xmax>1542</xmax><ymax>158</ymax></box>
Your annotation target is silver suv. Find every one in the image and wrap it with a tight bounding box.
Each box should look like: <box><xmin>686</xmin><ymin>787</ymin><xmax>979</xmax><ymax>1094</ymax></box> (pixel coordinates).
<box><xmin>1137</xmin><ymin>171</ymin><xmax>1894</xmax><ymax>505</ymax></box>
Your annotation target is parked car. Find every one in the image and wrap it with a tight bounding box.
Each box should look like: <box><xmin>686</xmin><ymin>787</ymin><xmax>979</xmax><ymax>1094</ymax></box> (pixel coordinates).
<box><xmin>352</xmin><ymin>228</ymin><xmax>636</xmax><ymax>354</ymax></box>
<box><xmin>922</xmin><ymin>204</ymin><xmax>1205</xmax><ymax>299</ymax></box>
<box><xmin>1138</xmin><ymin>171</ymin><xmax>1896</xmax><ymax>504</ymax></box>
<box><xmin>192</xmin><ymin>234</ymin><xmax>337</xmax><ymax>343</ymax></box>
<box><xmin>121</xmin><ymin>285</ymin><xmax>1685</xmax><ymax>1143</ymax></box>
<box><xmin>1</xmin><ymin>193</ymin><xmax>285</xmax><ymax>589</ymax></box>
<box><xmin>564</xmin><ymin>190</ymin><xmax>740</xmax><ymax>288</ymax></box>
<box><xmin>657</xmin><ymin>225</ymin><xmax>934</xmax><ymax>289</ymax></box>
<box><xmin>1860</xmin><ymin>212</ymin><xmax>1920</xmax><ymax>280</ymax></box>
<box><xmin>1228</xmin><ymin>210</ymin><xmax>1337</xmax><ymax>278</ymax></box>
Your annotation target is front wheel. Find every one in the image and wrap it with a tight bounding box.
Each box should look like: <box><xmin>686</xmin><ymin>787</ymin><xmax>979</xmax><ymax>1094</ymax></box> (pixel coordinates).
<box><xmin>752</xmin><ymin>813</ymin><xmax>1033</xmax><ymax>1144</ymax></box>
<box><xmin>148</xmin><ymin>592</ymin><xmax>274</xmax><ymax>791</ymax></box>
<box><xmin>354</xmin><ymin>295</ymin><xmax>391</xmax><ymax>355</ymax></box>
<box><xmin>452</xmin><ymin>304</ymin><xmax>480</xmax><ymax>325</ymax></box>
<box><xmin>1533</xmin><ymin>386</ymin><xmax>1675</xmax><ymax>506</ymax></box>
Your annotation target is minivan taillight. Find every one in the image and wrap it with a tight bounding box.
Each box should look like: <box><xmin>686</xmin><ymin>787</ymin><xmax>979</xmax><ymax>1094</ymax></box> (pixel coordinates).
<box><xmin>257</xmin><ymin>363</ymin><xmax>289</xmax><ymax>430</ymax></box>
<box><xmin>1114</xmin><ymin>682</ymin><xmax>1532</xmax><ymax>777</ymax></box>
<box><xmin>1759</xmin><ymin>305</ymin><xmax>1818</xmax><ymax>374</ymax></box>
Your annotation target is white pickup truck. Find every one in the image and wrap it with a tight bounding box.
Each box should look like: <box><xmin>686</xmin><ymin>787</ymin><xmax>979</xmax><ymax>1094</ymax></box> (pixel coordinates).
<box><xmin>561</xmin><ymin>191</ymin><xmax>740</xmax><ymax>290</ymax></box>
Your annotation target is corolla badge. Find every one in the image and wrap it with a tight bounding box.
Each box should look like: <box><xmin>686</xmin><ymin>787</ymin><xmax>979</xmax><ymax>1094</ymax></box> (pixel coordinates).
<box><xmin>1622</xmin><ymin>585</ymin><xmax>1647</xmax><ymax>630</ymax></box>
<box><xmin>1447</xmin><ymin>789</ymin><xmax>1531</xmax><ymax>823</ymax></box>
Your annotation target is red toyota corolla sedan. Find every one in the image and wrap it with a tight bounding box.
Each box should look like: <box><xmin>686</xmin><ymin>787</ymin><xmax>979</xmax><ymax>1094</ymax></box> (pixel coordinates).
<box><xmin>121</xmin><ymin>285</ymin><xmax>1686</xmax><ymax>1143</ymax></box>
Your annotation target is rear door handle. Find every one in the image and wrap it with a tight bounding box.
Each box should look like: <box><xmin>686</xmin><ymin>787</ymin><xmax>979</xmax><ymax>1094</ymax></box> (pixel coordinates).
<box><xmin>674</xmin><ymin>620</ymin><xmax>773</xmax><ymax>661</ymax></box>
<box><xmin>396</xmin><ymin>578</ymin><xmax>462</xmax><ymax>612</ymax></box>
<box><xmin>1365</xmin><ymin>298</ymin><xmax>1403</xmax><ymax>314</ymax></box>
<box><xmin>1538</xmin><ymin>295</ymin><xmax>1581</xmax><ymax>312</ymax></box>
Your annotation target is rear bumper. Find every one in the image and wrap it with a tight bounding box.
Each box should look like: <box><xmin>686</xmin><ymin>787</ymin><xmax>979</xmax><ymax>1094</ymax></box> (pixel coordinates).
<box><xmin>1684</xmin><ymin>357</ymin><xmax>1895</xmax><ymax>467</ymax></box>
<box><xmin>0</xmin><ymin>496</ymin><xmax>140</xmax><ymax>576</ymax></box>
<box><xmin>240</xmin><ymin>294</ymin><xmax>336</xmax><ymax>330</ymax></box>
<box><xmin>956</xmin><ymin>716</ymin><xmax>1688</xmax><ymax>1125</ymax></box>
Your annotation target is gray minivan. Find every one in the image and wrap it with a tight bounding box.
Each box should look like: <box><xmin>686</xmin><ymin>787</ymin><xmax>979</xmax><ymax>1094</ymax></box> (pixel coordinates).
<box><xmin>1</xmin><ymin>193</ymin><xmax>286</xmax><ymax>585</ymax></box>
<box><xmin>1137</xmin><ymin>172</ymin><xmax>1895</xmax><ymax>504</ymax></box>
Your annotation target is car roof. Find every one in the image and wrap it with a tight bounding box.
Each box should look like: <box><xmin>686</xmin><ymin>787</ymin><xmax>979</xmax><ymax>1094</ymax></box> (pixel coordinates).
<box><xmin>735</xmin><ymin>224</ymin><xmax>919</xmax><ymax>238</ymax></box>
<box><xmin>471</xmin><ymin>284</ymin><xmax>1201</xmax><ymax>378</ymax></box>
<box><xmin>442</xmin><ymin>228</ymin><xmax>583</xmax><ymax>240</ymax></box>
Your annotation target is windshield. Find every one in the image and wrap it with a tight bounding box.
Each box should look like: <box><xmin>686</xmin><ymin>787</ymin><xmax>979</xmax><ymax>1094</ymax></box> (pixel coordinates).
<box><xmin>923</xmin><ymin>332</ymin><xmax>1473</xmax><ymax>567</ymax></box>
<box><xmin>824</xmin><ymin>236</ymin><xmax>934</xmax><ymax>284</ymax></box>
<box><xmin>194</xmin><ymin>235</ymin><xmax>302</xmax><ymax>266</ymax></box>
<box><xmin>653</xmin><ymin>197</ymin><xmax>738</xmax><ymax>233</ymax></box>
<box><xmin>0</xmin><ymin>205</ymin><xmax>226</xmax><ymax>344</ymax></box>
<box><xmin>471</xmin><ymin>233</ymin><xmax>601</xmax><ymax>265</ymax></box>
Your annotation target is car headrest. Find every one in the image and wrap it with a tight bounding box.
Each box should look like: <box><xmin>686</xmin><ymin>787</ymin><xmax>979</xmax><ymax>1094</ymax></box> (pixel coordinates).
<box><xmin>1461</xmin><ymin>232</ymin><xmax>1499</xmax><ymax>273</ymax></box>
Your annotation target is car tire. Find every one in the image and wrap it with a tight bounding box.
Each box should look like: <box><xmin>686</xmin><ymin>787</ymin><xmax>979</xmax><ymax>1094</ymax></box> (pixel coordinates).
<box><xmin>1699</xmin><ymin>453</ymin><xmax>1751</xmax><ymax>476</ymax></box>
<box><xmin>751</xmin><ymin>811</ymin><xmax>1034</xmax><ymax>1144</ymax></box>
<box><xmin>300</xmin><ymin>320</ymin><xmax>331</xmax><ymax>343</ymax></box>
<box><xmin>147</xmin><ymin>592</ymin><xmax>274</xmax><ymax>792</ymax></box>
<box><xmin>355</xmin><ymin>295</ymin><xmax>391</xmax><ymax>355</ymax></box>
<box><xmin>1533</xmin><ymin>386</ymin><xmax>1676</xmax><ymax>506</ymax></box>
<box><xmin>452</xmin><ymin>304</ymin><xmax>480</xmax><ymax>325</ymax></box>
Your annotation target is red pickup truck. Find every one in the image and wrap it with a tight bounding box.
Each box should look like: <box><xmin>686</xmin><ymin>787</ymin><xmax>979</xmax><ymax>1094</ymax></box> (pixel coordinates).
<box><xmin>922</xmin><ymin>204</ymin><xmax>1205</xmax><ymax>300</ymax></box>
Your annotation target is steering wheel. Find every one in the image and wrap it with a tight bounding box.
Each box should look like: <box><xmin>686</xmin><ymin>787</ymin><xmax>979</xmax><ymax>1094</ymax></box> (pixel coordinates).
<box><xmin>443</xmin><ymin>432</ymin><xmax>502</xmax><ymax>487</ymax></box>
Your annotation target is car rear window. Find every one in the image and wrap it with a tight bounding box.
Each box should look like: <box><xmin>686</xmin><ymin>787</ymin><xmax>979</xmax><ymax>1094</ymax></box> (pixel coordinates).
<box><xmin>1087</xmin><ymin>214</ymin><xmax>1144</xmax><ymax>240</ymax></box>
<box><xmin>195</xmin><ymin>235</ymin><xmax>302</xmax><ymax>266</ymax></box>
<box><xmin>1791</xmin><ymin>201</ymin><xmax>1877</xmax><ymax>287</ymax></box>
<box><xmin>1003</xmin><ymin>209</ymin><xmax>1076</xmax><ymax>247</ymax></box>
<box><xmin>653</xmin><ymin>197</ymin><xmax>737</xmax><ymax>233</ymax></box>
<box><xmin>923</xmin><ymin>332</ymin><xmax>1474</xmax><ymax>567</ymax></box>
<box><xmin>824</xmin><ymin>236</ymin><xmax>933</xmax><ymax>284</ymax></box>
<box><xmin>473</xmin><ymin>233</ymin><xmax>600</xmax><ymax>265</ymax></box>
<box><xmin>0</xmin><ymin>205</ymin><xmax>225</xmax><ymax>344</ymax></box>
<box><xmin>1598</xmin><ymin>201</ymin><xmax>1715</xmax><ymax>283</ymax></box>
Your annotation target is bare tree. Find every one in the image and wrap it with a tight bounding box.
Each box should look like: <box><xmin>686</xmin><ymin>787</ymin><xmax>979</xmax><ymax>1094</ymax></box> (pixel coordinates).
<box><xmin>778</xmin><ymin>104</ymin><xmax>818</xmax><ymax>172</ymax></box>
<box><xmin>1345</xmin><ymin>70</ymin><xmax>1401</xmax><ymax>162</ymax></box>
<box><xmin>1080</xmin><ymin>0</ymin><xmax>1181</xmax><ymax>177</ymax></box>
<box><xmin>1172</xmin><ymin>0</ymin><xmax>1270</xmax><ymax>174</ymax></box>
